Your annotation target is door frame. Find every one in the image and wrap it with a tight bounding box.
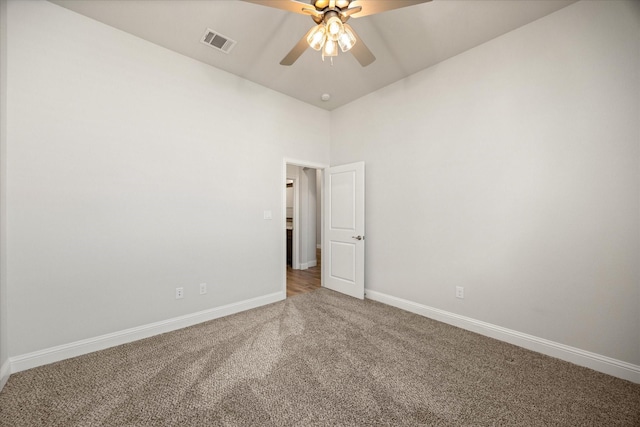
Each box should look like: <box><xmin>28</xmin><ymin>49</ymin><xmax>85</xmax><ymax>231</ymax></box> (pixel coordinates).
<box><xmin>282</xmin><ymin>158</ymin><xmax>328</xmax><ymax>297</ymax></box>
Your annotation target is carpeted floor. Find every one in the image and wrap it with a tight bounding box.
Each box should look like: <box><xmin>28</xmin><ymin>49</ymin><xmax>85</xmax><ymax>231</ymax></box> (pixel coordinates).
<box><xmin>0</xmin><ymin>288</ymin><xmax>639</xmax><ymax>426</ymax></box>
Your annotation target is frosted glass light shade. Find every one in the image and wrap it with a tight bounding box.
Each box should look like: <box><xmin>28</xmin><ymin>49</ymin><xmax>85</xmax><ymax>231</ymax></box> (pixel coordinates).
<box><xmin>325</xmin><ymin>16</ymin><xmax>344</xmax><ymax>41</ymax></box>
<box><xmin>338</xmin><ymin>26</ymin><xmax>356</xmax><ymax>52</ymax></box>
<box><xmin>307</xmin><ymin>25</ymin><xmax>326</xmax><ymax>51</ymax></box>
<box><xmin>322</xmin><ymin>39</ymin><xmax>338</xmax><ymax>57</ymax></box>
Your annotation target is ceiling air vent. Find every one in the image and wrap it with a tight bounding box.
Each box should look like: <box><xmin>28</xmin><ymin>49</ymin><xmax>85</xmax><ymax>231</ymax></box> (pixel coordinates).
<box><xmin>200</xmin><ymin>28</ymin><xmax>236</xmax><ymax>54</ymax></box>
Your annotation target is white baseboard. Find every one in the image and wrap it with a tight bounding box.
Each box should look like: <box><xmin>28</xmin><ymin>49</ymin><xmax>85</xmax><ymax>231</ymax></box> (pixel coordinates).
<box><xmin>365</xmin><ymin>290</ymin><xmax>640</xmax><ymax>384</ymax></box>
<box><xmin>298</xmin><ymin>260</ymin><xmax>317</xmax><ymax>270</ymax></box>
<box><xmin>10</xmin><ymin>291</ymin><xmax>285</xmax><ymax>374</ymax></box>
<box><xmin>0</xmin><ymin>359</ymin><xmax>10</xmax><ymax>391</ymax></box>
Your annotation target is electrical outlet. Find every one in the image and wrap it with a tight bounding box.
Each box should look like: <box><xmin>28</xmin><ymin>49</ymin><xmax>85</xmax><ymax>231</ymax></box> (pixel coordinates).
<box><xmin>199</xmin><ymin>283</ymin><xmax>207</xmax><ymax>295</ymax></box>
<box><xmin>455</xmin><ymin>286</ymin><xmax>464</xmax><ymax>299</ymax></box>
<box><xmin>176</xmin><ymin>287</ymin><xmax>184</xmax><ymax>299</ymax></box>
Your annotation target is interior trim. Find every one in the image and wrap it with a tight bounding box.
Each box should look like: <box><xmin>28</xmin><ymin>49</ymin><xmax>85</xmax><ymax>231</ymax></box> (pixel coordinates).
<box><xmin>0</xmin><ymin>359</ymin><xmax>9</xmax><ymax>392</ymax></box>
<box><xmin>365</xmin><ymin>290</ymin><xmax>640</xmax><ymax>384</ymax></box>
<box><xmin>9</xmin><ymin>291</ymin><xmax>285</xmax><ymax>375</ymax></box>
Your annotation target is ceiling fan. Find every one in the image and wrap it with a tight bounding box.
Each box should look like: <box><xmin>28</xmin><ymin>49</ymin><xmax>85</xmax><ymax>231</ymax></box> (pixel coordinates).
<box><xmin>242</xmin><ymin>0</ymin><xmax>432</xmax><ymax>66</ymax></box>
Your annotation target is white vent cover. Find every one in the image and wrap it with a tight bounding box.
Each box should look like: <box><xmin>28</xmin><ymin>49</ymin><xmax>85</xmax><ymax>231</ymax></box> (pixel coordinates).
<box><xmin>201</xmin><ymin>28</ymin><xmax>236</xmax><ymax>54</ymax></box>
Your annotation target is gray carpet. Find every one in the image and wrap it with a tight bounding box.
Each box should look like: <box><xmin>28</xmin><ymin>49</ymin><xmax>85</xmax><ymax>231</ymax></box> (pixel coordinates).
<box><xmin>0</xmin><ymin>288</ymin><xmax>638</xmax><ymax>426</ymax></box>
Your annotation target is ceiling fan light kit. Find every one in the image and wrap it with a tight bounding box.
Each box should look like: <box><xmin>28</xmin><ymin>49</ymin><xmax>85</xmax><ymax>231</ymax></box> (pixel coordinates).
<box><xmin>243</xmin><ymin>0</ymin><xmax>432</xmax><ymax>66</ymax></box>
<box><xmin>307</xmin><ymin>10</ymin><xmax>355</xmax><ymax>63</ymax></box>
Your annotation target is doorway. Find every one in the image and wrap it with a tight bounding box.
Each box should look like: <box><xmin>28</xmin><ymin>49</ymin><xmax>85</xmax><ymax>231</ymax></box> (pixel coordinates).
<box><xmin>285</xmin><ymin>162</ymin><xmax>323</xmax><ymax>297</ymax></box>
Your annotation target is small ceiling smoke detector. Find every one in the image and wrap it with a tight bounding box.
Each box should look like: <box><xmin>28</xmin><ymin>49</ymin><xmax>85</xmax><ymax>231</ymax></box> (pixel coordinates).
<box><xmin>321</xmin><ymin>93</ymin><xmax>331</xmax><ymax>101</ymax></box>
<box><xmin>201</xmin><ymin>28</ymin><xmax>237</xmax><ymax>54</ymax></box>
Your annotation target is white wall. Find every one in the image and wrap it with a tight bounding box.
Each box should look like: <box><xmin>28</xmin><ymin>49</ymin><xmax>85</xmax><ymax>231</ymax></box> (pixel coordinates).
<box><xmin>5</xmin><ymin>0</ymin><xmax>329</xmax><ymax>357</ymax></box>
<box><xmin>331</xmin><ymin>0</ymin><xmax>640</xmax><ymax>366</ymax></box>
<box><xmin>0</xmin><ymin>0</ymin><xmax>9</xmax><ymax>387</ymax></box>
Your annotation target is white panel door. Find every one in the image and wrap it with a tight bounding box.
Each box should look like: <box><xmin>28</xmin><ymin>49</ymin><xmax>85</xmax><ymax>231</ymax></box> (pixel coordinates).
<box><xmin>324</xmin><ymin>162</ymin><xmax>365</xmax><ymax>299</ymax></box>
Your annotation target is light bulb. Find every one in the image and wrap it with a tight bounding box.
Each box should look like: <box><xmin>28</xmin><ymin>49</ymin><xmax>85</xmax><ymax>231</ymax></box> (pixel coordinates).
<box><xmin>325</xmin><ymin>15</ymin><xmax>344</xmax><ymax>42</ymax></box>
<box><xmin>322</xmin><ymin>39</ymin><xmax>338</xmax><ymax>57</ymax></box>
<box><xmin>307</xmin><ymin>25</ymin><xmax>326</xmax><ymax>51</ymax></box>
<box><xmin>338</xmin><ymin>26</ymin><xmax>356</xmax><ymax>52</ymax></box>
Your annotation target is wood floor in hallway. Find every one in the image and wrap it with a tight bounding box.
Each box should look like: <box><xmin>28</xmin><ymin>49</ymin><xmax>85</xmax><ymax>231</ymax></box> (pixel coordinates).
<box><xmin>286</xmin><ymin>249</ymin><xmax>321</xmax><ymax>297</ymax></box>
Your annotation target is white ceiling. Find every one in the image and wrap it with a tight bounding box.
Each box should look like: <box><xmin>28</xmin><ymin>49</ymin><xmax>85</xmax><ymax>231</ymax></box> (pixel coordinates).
<box><xmin>48</xmin><ymin>0</ymin><xmax>576</xmax><ymax>111</ymax></box>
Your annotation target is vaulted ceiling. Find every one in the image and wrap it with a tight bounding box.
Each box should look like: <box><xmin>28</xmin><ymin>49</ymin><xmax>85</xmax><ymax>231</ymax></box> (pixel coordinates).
<box><xmin>49</xmin><ymin>0</ymin><xmax>576</xmax><ymax>110</ymax></box>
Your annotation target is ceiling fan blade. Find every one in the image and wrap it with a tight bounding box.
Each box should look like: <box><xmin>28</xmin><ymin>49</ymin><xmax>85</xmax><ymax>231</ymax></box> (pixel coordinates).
<box><xmin>241</xmin><ymin>0</ymin><xmax>318</xmax><ymax>16</ymax></box>
<box><xmin>348</xmin><ymin>0</ymin><xmax>431</xmax><ymax>18</ymax></box>
<box><xmin>280</xmin><ymin>27</ymin><xmax>315</xmax><ymax>66</ymax></box>
<box><xmin>302</xmin><ymin>6</ymin><xmax>324</xmax><ymax>19</ymax></box>
<box><xmin>345</xmin><ymin>24</ymin><xmax>375</xmax><ymax>67</ymax></box>
<box><xmin>339</xmin><ymin>5</ymin><xmax>362</xmax><ymax>20</ymax></box>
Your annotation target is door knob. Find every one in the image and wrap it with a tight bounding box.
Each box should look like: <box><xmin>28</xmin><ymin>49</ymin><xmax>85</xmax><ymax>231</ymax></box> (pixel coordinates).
<box><xmin>352</xmin><ymin>235</ymin><xmax>364</xmax><ymax>240</ymax></box>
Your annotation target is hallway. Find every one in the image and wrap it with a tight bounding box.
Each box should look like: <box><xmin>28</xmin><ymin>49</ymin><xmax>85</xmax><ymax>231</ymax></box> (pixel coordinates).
<box><xmin>286</xmin><ymin>249</ymin><xmax>321</xmax><ymax>297</ymax></box>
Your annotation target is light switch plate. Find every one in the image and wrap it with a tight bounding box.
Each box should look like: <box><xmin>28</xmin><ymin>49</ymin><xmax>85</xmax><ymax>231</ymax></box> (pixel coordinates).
<box><xmin>263</xmin><ymin>210</ymin><xmax>272</xmax><ymax>220</ymax></box>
